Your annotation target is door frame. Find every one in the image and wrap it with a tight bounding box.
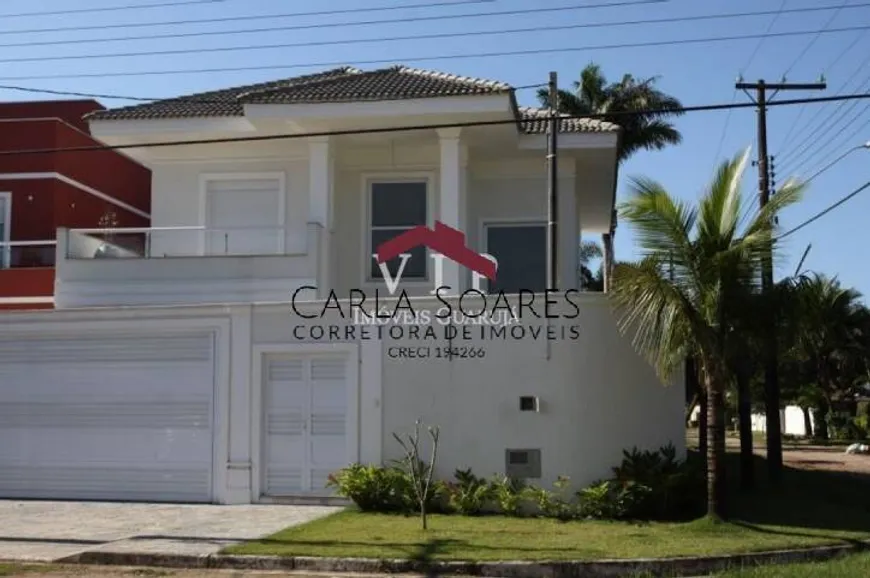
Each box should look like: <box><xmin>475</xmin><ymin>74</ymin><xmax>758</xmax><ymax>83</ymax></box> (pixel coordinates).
<box><xmin>251</xmin><ymin>342</ymin><xmax>360</xmax><ymax>500</ymax></box>
<box><xmin>0</xmin><ymin>192</ymin><xmax>11</xmax><ymax>268</ymax></box>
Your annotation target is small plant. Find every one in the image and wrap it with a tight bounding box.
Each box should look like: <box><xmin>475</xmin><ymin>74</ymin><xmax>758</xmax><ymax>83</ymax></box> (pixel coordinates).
<box><xmin>529</xmin><ymin>476</ymin><xmax>576</xmax><ymax>520</ymax></box>
<box><xmin>577</xmin><ymin>480</ymin><xmax>651</xmax><ymax>520</ymax></box>
<box><xmin>446</xmin><ymin>468</ymin><xmax>493</xmax><ymax>515</ymax></box>
<box><xmin>326</xmin><ymin>463</ymin><xmax>407</xmax><ymax>512</ymax></box>
<box><xmin>490</xmin><ymin>475</ymin><xmax>527</xmax><ymax>517</ymax></box>
<box><xmin>393</xmin><ymin>419</ymin><xmax>441</xmax><ymax>530</ymax></box>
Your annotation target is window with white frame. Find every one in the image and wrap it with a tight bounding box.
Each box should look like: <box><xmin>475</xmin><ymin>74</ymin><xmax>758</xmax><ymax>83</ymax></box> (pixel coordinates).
<box><xmin>368</xmin><ymin>180</ymin><xmax>428</xmax><ymax>280</ymax></box>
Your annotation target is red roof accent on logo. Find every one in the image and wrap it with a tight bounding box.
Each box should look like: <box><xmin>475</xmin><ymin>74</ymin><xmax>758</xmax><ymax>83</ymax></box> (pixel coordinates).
<box><xmin>375</xmin><ymin>221</ymin><xmax>497</xmax><ymax>281</ymax></box>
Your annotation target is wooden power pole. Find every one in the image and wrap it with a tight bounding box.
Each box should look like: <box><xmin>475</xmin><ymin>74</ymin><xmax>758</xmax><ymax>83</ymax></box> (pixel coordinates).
<box><xmin>547</xmin><ymin>71</ymin><xmax>559</xmax><ymax>291</ymax></box>
<box><xmin>736</xmin><ymin>78</ymin><xmax>825</xmax><ymax>483</ymax></box>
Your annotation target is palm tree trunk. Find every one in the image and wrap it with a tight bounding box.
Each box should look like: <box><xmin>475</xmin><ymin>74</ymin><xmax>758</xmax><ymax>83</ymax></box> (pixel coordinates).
<box><xmin>736</xmin><ymin>370</ymin><xmax>754</xmax><ymax>490</ymax></box>
<box><xmin>704</xmin><ymin>368</ymin><xmax>727</xmax><ymax>520</ymax></box>
<box><xmin>699</xmin><ymin>387</ymin><xmax>708</xmax><ymax>459</ymax></box>
<box><xmin>801</xmin><ymin>406</ymin><xmax>813</xmax><ymax>438</ymax></box>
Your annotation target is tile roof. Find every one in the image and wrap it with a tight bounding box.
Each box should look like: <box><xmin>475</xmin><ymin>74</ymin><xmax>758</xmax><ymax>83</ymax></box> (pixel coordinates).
<box><xmin>86</xmin><ymin>66</ymin><xmax>620</xmax><ymax>134</ymax></box>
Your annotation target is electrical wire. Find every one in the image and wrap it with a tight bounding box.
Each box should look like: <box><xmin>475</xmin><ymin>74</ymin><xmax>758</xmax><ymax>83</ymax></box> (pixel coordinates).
<box><xmin>799</xmin><ymin>143</ymin><xmax>870</xmax><ymax>185</ymax></box>
<box><xmin>0</xmin><ymin>81</ymin><xmax>548</xmax><ymax>103</ymax></box>
<box><xmin>0</xmin><ymin>0</ymin><xmax>657</xmax><ymax>38</ymax></box>
<box><xmin>794</xmin><ymin>100</ymin><xmax>870</xmax><ymax>178</ymax></box>
<box><xmin>778</xmin><ymin>72</ymin><xmax>870</xmax><ymax>174</ymax></box>
<box><xmin>0</xmin><ymin>0</ymin><xmax>222</xmax><ymax>19</ymax></box>
<box><xmin>5</xmin><ymin>24</ymin><xmax>870</xmax><ymax>81</ymax></box>
<box><xmin>0</xmin><ymin>1</ymin><xmax>864</xmax><ymax>50</ymax></box>
<box><xmin>1</xmin><ymin>91</ymin><xmax>869</xmax><ymax>158</ymax></box>
<box><xmin>776</xmin><ymin>28</ymin><xmax>869</xmax><ymax>153</ymax></box>
<box><xmin>781</xmin><ymin>0</ymin><xmax>849</xmax><ymax>77</ymax></box>
<box><xmin>777</xmin><ymin>181</ymin><xmax>870</xmax><ymax>239</ymax></box>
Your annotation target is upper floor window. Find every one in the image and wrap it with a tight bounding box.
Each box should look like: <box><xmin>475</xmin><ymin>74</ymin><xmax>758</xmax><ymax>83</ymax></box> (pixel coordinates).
<box><xmin>368</xmin><ymin>180</ymin><xmax>428</xmax><ymax>280</ymax></box>
<box><xmin>484</xmin><ymin>222</ymin><xmax>547</xmax><ymax>294</ymax></box>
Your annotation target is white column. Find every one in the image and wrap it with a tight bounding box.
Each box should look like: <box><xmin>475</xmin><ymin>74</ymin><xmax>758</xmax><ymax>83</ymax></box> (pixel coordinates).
<box><xmin>557</xmin><ymin>169</ymin><xmax>579</xmax><ymax>290</ymax></box>
<box><xmin>225</xmin><ymin>305</ymin><xmax>253</xmax><ymax>504</ymax></box>
<box><xmin>308</xmin><ymin>137</ymin><xmax>332</xmax><ymax>294</ymax></box>
<box><xmin>437</xmin><ymin>128</ymin><xmax>462</xmax><ymax>294</ymax></box>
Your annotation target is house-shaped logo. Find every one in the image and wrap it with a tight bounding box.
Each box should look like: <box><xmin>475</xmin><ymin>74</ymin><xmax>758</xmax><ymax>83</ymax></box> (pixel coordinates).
<box><xmin>375</xmin><ymin>221</ymin><xmax>497</xmax><ymax>291</ymax></box>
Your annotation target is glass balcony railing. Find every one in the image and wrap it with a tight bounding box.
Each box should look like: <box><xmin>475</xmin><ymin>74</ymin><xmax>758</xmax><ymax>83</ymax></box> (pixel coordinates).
<box><xmin>64</xmin><ymin>226</ymin><xmax>304</xmax><ymax>260</ymax></box>
<box><xmin>0</xmin><ymin>240</ymin><xmax>57</xmax><ymax>269</ymax></box>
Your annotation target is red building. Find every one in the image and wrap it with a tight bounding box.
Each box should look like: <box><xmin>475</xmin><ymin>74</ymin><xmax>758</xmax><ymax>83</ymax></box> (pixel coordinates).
<box><xmin>0</xmin><ymin>100</ymin><xmax>151</xmax><ymax>310</ymax></box>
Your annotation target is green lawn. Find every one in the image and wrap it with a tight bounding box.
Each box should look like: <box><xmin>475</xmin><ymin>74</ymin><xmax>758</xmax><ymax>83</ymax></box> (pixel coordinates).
<box><xmin>717</xmin><ymin>552</ymin><xmax>870</xmax><ymax>577</ymax></box>
<box><xmin>227</xmin><ymin>451</ymin><xmax>870</xmax><ymax>562</ymax></box>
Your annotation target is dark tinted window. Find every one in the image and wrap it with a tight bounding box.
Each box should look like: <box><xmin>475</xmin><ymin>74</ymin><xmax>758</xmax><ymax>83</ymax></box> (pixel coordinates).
<box><xmin>370</xmin><ymin>181</ymin><xmax>428</xmax><ymax>280</ymax></box>
<box><xmin>486</xmin><ymin>225</ymin><xmax>546</xmax><ymax>294</ymax></box>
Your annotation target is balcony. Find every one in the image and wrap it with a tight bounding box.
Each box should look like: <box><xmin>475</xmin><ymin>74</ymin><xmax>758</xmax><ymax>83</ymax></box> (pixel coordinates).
<box><xmin>54</xmin><ymin>224</ymin><xmax>323</xmax><ymax>308</ymax></box>
<box><xmin>0</xmin><ymin>240</ymin><xmax>57</xmax><ymax>309</ymax></box>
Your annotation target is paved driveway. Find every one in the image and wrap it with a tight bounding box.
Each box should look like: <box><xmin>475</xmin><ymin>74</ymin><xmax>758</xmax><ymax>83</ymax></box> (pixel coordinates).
<box><xmin>0</xmin><ymin>501</ymin><xmax>340</xmax><ymax>562</ymax></box>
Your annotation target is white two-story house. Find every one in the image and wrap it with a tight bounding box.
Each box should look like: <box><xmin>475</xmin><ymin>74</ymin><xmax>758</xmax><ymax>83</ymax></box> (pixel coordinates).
<box><xmin>0</xmin><ymin>66</ymin><xmax>684</xmax><ymax>505</ymax></box>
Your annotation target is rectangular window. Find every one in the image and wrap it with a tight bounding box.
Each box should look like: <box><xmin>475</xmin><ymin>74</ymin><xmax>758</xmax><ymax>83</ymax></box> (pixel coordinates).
<box><xmin>369</xmin><ymin>180</ymin><xmax>428</xmax><ymax>280</ymax></box>
<box><xmin>485</xmin><ymin>223</ymin><xmax>547</xmax><ymax>294</ymax></box>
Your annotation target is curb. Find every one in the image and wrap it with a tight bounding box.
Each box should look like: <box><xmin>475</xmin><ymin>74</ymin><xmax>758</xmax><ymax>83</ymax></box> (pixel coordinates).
<box><xmin>58</xmin><ymin>540</ymin><xmax>870</xmax><ymax>578</ymax></box>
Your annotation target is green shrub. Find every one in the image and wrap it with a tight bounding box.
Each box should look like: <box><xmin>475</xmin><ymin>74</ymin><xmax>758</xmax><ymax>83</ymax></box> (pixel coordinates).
<box><xmin>528</xmin><ymin>476</ymin><xmax>576</xmax><ymax>520</ymax></box>
<box><xmin>610</xmin><ymin>444</ymin><xmax>703</xmax><ymax>520</ymax></box>
<box><xmin>326</xmin><ymin>463</ymin><xmax>408</xmax><ymax>512</ymax></box>
<box><xmin>445</xmin><ymin>468</ymin><xmax>493</xmax><ymax>515</ymax></box>
<box><xmin>490</xmin><ymin>475</ymin><xmax>528</xmax><ymax>517</ymax></box>
<box><xmin>577</xmin><ymin>480</ymin><xmax>652</xmax><ymax>520</ymax></box>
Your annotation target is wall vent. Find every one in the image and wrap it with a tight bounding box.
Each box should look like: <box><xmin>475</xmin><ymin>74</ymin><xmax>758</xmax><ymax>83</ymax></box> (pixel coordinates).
<box><xmin>505</xmin><ymin>448</ymin><xmax>541</xmax><ymax>479</ymax></box>
<box><xmin>519</xmin><ymin>396</ymin><xmax>539</xmax><ymax>412</ymax></box>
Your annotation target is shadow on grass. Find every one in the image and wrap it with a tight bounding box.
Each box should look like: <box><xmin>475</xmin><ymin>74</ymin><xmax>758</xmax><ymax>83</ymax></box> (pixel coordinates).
<box><xmin>714</xmin><ymin>449</ymin><xmax>870</xmax><ymax>540</ymax></box>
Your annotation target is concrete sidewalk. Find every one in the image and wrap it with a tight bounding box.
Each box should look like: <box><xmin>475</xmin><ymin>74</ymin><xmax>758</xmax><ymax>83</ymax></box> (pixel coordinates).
<box><xmin>0</xmin><ymin>501</ymin><xmax>340</xmax><ymax>562</ymax></box>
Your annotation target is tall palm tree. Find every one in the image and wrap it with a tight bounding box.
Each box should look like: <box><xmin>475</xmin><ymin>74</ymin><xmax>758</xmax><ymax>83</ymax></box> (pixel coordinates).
<box><xmin>610</xmin><ymin>148</ymin><xmax>803</xmax><ymax>519</ymax></box>
<box><xmin>538</xmin><ymin>63</ymin><xmax>684</xmax><ymax>163</ymax></box>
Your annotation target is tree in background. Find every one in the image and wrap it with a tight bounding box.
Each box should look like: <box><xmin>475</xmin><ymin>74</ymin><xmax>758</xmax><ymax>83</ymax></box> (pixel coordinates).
<box><xmin>538</xmin><ymin>63</ymin><xmax>684</xmax><ymax>163</ymax></box>
<box><xmin>610</xmin><ymin>148</ymin><xmax>803</xmax><ymax>519</ymax></box>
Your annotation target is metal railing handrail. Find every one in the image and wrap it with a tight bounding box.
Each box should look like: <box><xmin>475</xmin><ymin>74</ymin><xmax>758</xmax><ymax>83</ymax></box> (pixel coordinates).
<box><xmin>69</xmin><ymin>225</ymin><xmax>289</xmax><ymax>235</ymax></box>
<box><xmin>0</xmin><ymin>240</ymin><xmax>57</xmax><ymax>247</ymax></box>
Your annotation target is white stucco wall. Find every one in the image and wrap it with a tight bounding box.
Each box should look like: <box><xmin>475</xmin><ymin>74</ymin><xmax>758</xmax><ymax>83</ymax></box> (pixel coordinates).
<box><xmin>1</xmin><ymin>291</ymin><xmax>684</xmax><ymax>503</ymax></box>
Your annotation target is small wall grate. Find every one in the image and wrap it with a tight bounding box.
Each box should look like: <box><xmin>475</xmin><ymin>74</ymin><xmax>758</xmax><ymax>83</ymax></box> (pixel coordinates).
<box><xmin>505</xmin><ymin>448</ymin><xmax>541</xmax><ymax>479</ymax></box>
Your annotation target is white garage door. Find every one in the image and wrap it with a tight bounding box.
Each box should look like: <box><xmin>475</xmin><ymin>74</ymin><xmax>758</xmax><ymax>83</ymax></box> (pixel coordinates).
<box><xmin>0</xmin><ymin>331</ymin><xmax>215</xmax><ymax>503</ymax></box>
<box><xmin>205</xmin><ymin>177</ymin><xmax>283</xmax><ymax>255</ymax></box>
<box><xmin>264</xmin><ymin>354</ymin><xmax>350</xmax><ymax>495</ymax></box>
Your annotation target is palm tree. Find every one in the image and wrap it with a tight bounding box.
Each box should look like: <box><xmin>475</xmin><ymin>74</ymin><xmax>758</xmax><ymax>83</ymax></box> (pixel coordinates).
<box><xmin>610</xmin><ymin>148</ymin><xmax>803</xmax><ymax>519</ymax></box>
<box><xmin>786</xmin><ymin>274</ymin><xmax>870</xmax><ymax>439</ymax></box>
<box><xmin>538</xmin><ymin>63</ymin><xmax>684</xmax><ymax>163</ymax></box>
<box><xmin>579</xmin><ymin>240</ymin><xmax>604</xmax><ymax>291</ymax></box>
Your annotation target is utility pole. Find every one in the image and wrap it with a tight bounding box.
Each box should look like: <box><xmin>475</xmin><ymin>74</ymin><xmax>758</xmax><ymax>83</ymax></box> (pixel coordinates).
<box><xmin>736</xmin><ymin>78</ymin><xmax>825</xmax><ymax>484</ymax></box>
<box><xmin>547</xmin><ymin>71</ymin><xmax>559</xmax><ymax>291</ymax></box>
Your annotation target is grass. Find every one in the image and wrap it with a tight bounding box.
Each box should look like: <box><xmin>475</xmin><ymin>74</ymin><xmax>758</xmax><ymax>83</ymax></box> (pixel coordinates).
<box><xmin>716</xmin><ymin>552</ymin><xmax>870</xmax><ymax>577</ymax></box>
<box><xmin>227</xmin><ymin>450</ymin><xmax>870</xmax><ymax>562</ymax></box>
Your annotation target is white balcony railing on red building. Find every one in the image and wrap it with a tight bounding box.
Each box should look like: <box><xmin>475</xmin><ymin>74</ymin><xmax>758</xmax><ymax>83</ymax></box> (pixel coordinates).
<box><xmin>0</xmin><ymin>240</ymin><xmax>57</xmax><ymax>269</ymax></box>
<box><xmin>64</xmin><ymin>226</ymin><xmax>301</xmax><ymax>260</ymax></box>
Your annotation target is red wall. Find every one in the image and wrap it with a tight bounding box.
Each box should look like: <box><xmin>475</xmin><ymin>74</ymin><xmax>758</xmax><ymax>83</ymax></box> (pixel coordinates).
<box><xmin>0</xmin><ymin>100</ymin><xmax>104</xmax><ymax>133</ymax></box>
<box><xmin>0</xmin><ymin>103</ymin><xmax>152</xmax><ymax>310</ymax></box>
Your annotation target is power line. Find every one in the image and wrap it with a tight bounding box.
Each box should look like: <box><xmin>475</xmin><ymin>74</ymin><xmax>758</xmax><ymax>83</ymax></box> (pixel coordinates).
<box><xmin>0</xmin><ymin>1</ymin><xmax>864</xmax><ymax>51</ymax></box>
<box><xmin>5</xmin><ymin>24</ymin><xmax>870</xmax><ymax>81</ymax></box>
<box><xmin>795</xmin><ymin>100</ymin><xmax>870</xmax><ymax>178</ymax></box>
<box><xmin>2</xmin><ymin>91</ymin><xmax>870</xmax><ymax>158</ymax></box>
<box><xmin>0</xmin><ymin>0</ymin><xmax>654</xmax><ymax>38</ymax></box>
<box><xmin>8</xmin><ymin>7</ymin><xmax>870</xmax><ymax>68</ymax></box>
<box><xmin>778</xmin><ymin>72</ymin><xmax>870</xmax><ymax>174</ymax></box>
<box><xmin>799</xmin><ymin>142</ymin><xmax>870</xmax><ymax>185</ymax></box>
<box><xmin>776</xmin><ymin>27</ymin><xmax>869</xmax><ymax>152</ymax></box>
<box><xmin>781</xmin><ymin>0</ymin><xmax>849</xmax><ymax>77</ymax></box>
<box><xmin>778</xmin><ymin>181</ymin><xmax>870</xmax><ymax>239</ymax></box>
<box><xmin>0</xmin><ymin>81</ymin><xmax>548</xmax><ymax>103</ymax></box>
<box><xmin>712</xmin><ymin>0</ymin><xmax>791</xmax><ymax>167</ymax></box>
<box><xmin>0</xmin><ymin>0</ymin><xmax>222</xmax><ymax>19</ymax></box>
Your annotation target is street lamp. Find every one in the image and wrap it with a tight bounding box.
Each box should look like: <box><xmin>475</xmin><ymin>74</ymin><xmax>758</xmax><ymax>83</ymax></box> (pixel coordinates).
<box><xmin>802</xmin><ymin>141</ymin><xmax>870</xmax><ymax>185</ymax></box>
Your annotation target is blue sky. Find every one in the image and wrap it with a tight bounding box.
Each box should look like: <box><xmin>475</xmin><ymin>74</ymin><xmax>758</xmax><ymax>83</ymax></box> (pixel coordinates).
<box><xmin>1</xmin><ymin>0</ymin><xmax>868</xmax><ymax>295</ymax></box>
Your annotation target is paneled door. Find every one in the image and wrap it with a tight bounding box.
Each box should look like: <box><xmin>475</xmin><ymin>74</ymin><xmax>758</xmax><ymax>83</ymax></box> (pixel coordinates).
<box><xmin>263</xmin><ymin>353</ymin><xmax>351</xmax><ymax>495</ymax></box>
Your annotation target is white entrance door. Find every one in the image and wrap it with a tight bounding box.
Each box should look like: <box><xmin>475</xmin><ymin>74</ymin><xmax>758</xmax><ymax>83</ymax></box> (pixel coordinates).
<box><xmin>0</xmin><ymin>331</ymin><xmax>216</xmax><ymax>503</ymax></box>
<box><xmin>263</xmin><ymin>353</ymin><xmax>351</xmax><ymax>495</ymax></box>
<box><xmin>204</xmin><ymin>177</ymin><xmax>283</xmax><ymax>255</ymax></box>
